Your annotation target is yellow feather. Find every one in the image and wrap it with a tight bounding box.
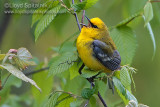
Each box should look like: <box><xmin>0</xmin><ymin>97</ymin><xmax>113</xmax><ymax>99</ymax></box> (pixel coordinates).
<box><xmin>76</xmin><ymin>17</ymin><xmax>117</xmax><ymax>73</ymax></box>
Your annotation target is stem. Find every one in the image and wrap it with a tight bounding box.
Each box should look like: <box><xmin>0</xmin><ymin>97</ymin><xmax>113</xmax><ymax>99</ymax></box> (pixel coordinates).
<box><xmin>54</xmin><ymin>90</ymin><xmax>82</xmax><ymax>98</ymax></box>
<box><xmin>78</xmin><ymin>64</ymin><xmax>107</xmax><ymax>107</ymax></box>
<box><xmin>87</xmin><ymin>77</ymin><xmax>107</xmax><ymax>107</ymax></box>
<box><xmin>79</xmin><ymin>0</ymin><xmax>85</xmax><ymax>28</ymax></box>
<box><xmin>72</xmin><ymin>0</ymin><xmax>81</xmax><ymax>31</ymax></box>
<box><xmin>81</xmin><ymin>10</ymin><xmax>85</xmax><ymax>24</ymax></box>
<box><xmin>78</xmin><ymin>63</ymin><xmax>85</xmax><ymax>74</ymax></box>
<box><xmin>24</xmin><ymin>67</ymin><xmax>49</xmax><ymax>76</ymax></box>
<box><xmin>84</xmin><ymin>100</ymin><xmax>89</xmax><ymax>107</ymax></box>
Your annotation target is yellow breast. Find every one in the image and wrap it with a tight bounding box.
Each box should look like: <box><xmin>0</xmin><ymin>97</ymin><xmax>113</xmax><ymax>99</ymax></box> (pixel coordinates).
<box><xmin>76</xmin><ymin>27</ymin><xmax>111</xmax><ymax>73</ymax></box>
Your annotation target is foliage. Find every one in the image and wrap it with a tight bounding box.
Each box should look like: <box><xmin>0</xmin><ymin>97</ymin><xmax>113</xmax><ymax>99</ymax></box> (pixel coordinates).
<box><xmin>0</xmin><ymin>48</ymin><xmax>41</xmax><ymax>92</ymax></box>
<box><xmin>143</xmin><ymin>1</ymin><xmax>156</xmax><ymax>59</ymax></box>
<box><xmin>46</xmin><ymin>92</ymin><xmax>77</xmax><ymax>107</ymax></box>
<box><xmin>71</xmin><ymin>0</ymin><xmax>99</xmax><ymax>12</ymax></box>
<box><xmin>113</xmin><ymin>66</ymin><xmax>137</xmax><ymax>105</ymax></box>
<box><xmin>1</xmin><ymin>0</ymin><xmax>159</xmax><ymax>106</ymax></box>
<box><xmin>110</xmin><ymin>26</ymin><xmax>137</xmax><ymax>65</ymax></box>
<box><xmin>49</xmin><ymin>52</ymin><xmax>78</xmax><ymax>76</ymax></box>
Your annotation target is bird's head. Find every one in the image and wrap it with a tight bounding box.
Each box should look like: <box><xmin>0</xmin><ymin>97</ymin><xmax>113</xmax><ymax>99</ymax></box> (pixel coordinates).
<box><xmin>81</xmin><ymin>16</ymin><xmax>107</xmax><ymax>30</ymax></box>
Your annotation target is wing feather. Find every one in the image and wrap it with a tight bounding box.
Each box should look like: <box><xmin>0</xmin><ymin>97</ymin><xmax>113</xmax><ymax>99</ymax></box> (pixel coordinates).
<box><xmin>92</xmin><ymin>40</ymin><xmax>121</xmax><ymax>71</ymax></box>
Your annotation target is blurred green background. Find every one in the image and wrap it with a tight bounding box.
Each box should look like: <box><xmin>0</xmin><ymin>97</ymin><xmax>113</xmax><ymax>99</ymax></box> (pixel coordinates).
<box><xmin>0</xmin><ymin>0</ymin><xmax>160</xmax><ymax>106</ymax></box>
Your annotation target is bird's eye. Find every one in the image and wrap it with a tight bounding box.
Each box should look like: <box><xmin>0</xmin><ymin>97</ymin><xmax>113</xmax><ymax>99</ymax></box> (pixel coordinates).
<box><xmin>93</xmin><ymin>25</ymin><xmax>98</xmax><ymax>28</ymax></box>
<box><xmin>91</xmin><ymin>23</ymin><xmax>98</xmax><ymax>28</ymax></box>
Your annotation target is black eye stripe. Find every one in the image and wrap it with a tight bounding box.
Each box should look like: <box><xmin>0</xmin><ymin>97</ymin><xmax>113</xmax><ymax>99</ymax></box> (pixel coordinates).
<box><xmin>93</xmin><ymin>25</ymin><xmax>98</xmax><ymax>28</ymax></box>
<box><xmin>91</xmin><ymin>23</ymin><xmax>98</xmax><ymax>28</ymax></box>
<box><xmin>90</xmin><ymin>22</ymin><xmax>98</xmax><ymax>28</ymax></box>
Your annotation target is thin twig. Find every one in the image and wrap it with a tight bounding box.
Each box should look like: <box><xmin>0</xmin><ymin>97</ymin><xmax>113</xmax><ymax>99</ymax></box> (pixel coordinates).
<box><xmin>98</xmin><ymin>92</ymin><xmax>107</xmax><ymax>107</ymax></box>
<box><xmin>81</xmin><ymin>10</ymin><xmax>85</xmax><ymax>25</ymax></box>
<box><xmin>24</xmin><ymin>67</ymin><xmax>49</xmax><ymax>76</ymax></box>
<box><xmin>79</xmin><ymin>0</ymin><xmax>85</xmax><ymax>28</ymax></box>
<box><xmin>54</xmin><ymin>90</ymin><xmax>82</xmax><ymax>98</ymax></box>
<box><xmin>59</xmin><ymin>0</ymin><xmax>74</xmax><ymax>14</ymax></box>
<box><xmin>78</xmin><ymin>63</ymin><xmax>85</xmax><ymax>74</ymax></box>
<box><xmin>72</xmin><ymin>0</ymin><xmax>81</xmax><ymax>31</ymax></box>
<box><xmin>58</xmin><ymin>61</ymin><xmax>79</xmax><ymax>66</ymax></box>
<box><xmin>84</xmin><ymin>100</ymin><xmax>89</xmax><ymax>107</ymax></box>
<box><xmin>86</xmin><ymin>77</ymin><xmax>107</xmax><ymax>107</ymax></box>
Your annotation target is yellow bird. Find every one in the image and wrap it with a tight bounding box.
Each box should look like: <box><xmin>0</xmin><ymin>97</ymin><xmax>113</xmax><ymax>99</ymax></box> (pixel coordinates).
<box><xmin>76</xmin><ymin>17</ymin><xmax>121</xmax><ymax>73</ymax></box>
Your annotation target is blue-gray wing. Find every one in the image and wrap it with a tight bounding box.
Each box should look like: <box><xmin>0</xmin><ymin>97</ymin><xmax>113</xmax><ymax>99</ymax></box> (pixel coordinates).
<box><xmin>92</xmin><ymin>40</ymin><xmax>121</xmax><ymax>71</ymax></box>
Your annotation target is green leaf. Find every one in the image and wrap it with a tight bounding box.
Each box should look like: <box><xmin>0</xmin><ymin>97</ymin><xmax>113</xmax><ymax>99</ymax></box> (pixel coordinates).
<box><xmin>113</xmin><ymin>76</ymin><xmax>138</xmax><ymax>105</ymax></box>
<box><xmin>143</xmin><ymin>2</ymin><xmax>155</xmax><ymax>59</ymax></box>
<box><xmin>81</xmin><ymin>88</ymin><xmax>95</xmax><ymax>99</ymax></box>
<box><xmin>12</xmin><ymin>56</ymin><xmax>36</xmax><ymax>70</ymax></box>
<box><xmin>10</xmin><ymin>48</ymin><xmax>36</xmax><ymax>70</ymax></box>
<box><xmin>125</xmin><ymin>90</ymin><xmax>138</xmax><ymax>105</ymax></box>
<box><xmin>51</xmin><ymin>42</ymin><xmax>77</xmax><ymax>54</ymax></box>
<box><xmin>31</xmin><ymin>0</ymin><xmax>59</xmax><ymax>27</ymax></box>
<box><xmin>46</xmin><ymin>92</ymin><xmax>60</xmax><ymax>107</ymax></box>
<box><xmin>0</xmin><ymin>54</ymin><xmax>5</xmax><ymax>61</ymax></box>
<box><xmin>34</xmin><ymin>5</ymin><xmax>61</xmax><ymax>41</ymax></box>
<box><xmin>56</xmin><ymin>93</ymin><xmax>76</xmax><ymax>107</ymax></box>
<box><xmin>0</xmin><ymin>64</ymin><xmax>41</xmax><ymax>92</ymax></box>
<box><xmin>72</xmin><ymin>0</ymin><xmax>99</xmax><ymax>12</ymax></box>
<box><xmin>70</xmin><ymin>100</ymin><xmax>83</xmax><ymax>107</ymax></box>
<box><xmin>17</xmin><ymin>48</ymin><xmax>32</xmax><ymax>60</ymax></box>
<box><xmin>120</xmin><ymin>66</ymin><xmax>131</xmax><ymax>92</ymax></box>
<box><xmin>125</xmin><ymin>65</ymin><xmax>136</xmax><ymax>90</ymax></box>
<box><xmin>31</xmin><ymin>66</ymin><xmax>53</xmax><ymax>106</ymax></box>
<box><xmin>89</xmin><ymin>96</ymin><xmax>98</xmax><ymax>107</ymax></box>
<box><xmin>113</xmin><ymin>77</ymin><xmax>126</xmax><ymax>96</ymax></box>
<box><xmin>143</xmin><ymin>16</ymin><xmax>156</xmax><ymax>60</ymax></box>
<box><xmin>69</xmin><ymin>60</ymin><xmax>82</xmax><ymax>80</ymax></box>
<box><xmin>110</xmin><ymin>26</ymin><xmax>137</xmax><ymax>65</ymax></box>
<box><xmin>144</xmin><ymin>2</ymin><xmax>153</xmax><ymax>26</ymax></box>
<box><xmin>116</xmin><ymin>11</ymin><xmax>142</xmax><ymax>27</ymax></box>
<box><xmin>59</xmin><ymin>31</ymin><xmax>79</xmax><ymax>52</ymax></box>
<box><xmin>81</xmin><ymin>66</ymin><xmax>99</xmax><ymax>78</ymax></box>
<box><xmin>0</xmin><ymin>75</ymin><xmax>22</xmax><ymax>105</ymax></box>
<box><xmin>49</xmin><ymin>52</ymin><xmax>78</xmax><ymax>76</ymax></box>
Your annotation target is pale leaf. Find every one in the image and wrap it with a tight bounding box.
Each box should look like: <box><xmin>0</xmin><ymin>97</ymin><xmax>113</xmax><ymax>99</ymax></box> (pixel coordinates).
<box><xmin>0</xmin><ymin>64</ymin><xmax>41</xmax><ymax>92</ymax></box>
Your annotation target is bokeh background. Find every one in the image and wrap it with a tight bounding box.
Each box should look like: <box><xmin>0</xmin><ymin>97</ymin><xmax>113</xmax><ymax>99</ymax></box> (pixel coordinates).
<box><xmin>0</xmin><ymin>0</ymin><xmax>160</xmax><ymax>106</ymax></box>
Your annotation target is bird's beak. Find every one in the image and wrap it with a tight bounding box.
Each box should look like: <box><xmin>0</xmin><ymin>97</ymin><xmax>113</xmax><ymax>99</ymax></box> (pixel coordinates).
<box><xmin>85</xmin><ymin>16</ymin><xmax>92</xmax><ymax>27</ymax></box>
<box><xmin>85</xmin><ymin>16</ymin><xmax>91</xmax><ymax>23</ymax></box>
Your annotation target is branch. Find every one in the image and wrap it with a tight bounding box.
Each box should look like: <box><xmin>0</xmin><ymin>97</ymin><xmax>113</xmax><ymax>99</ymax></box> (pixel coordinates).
<box><xmin>84</xmin><ymin>100</ymin><xmax>89</xmax><ymax>107</ymax></box>
<box><xmin>24</xmin><ymin>67</ymin><xmax>49</xmax><ymax>76</ymax></box>
<box><xmin>72</xmin><ymin>0</ymin><xmax>81</xmax><ymax>31</ymax></box>
<box><xmin>79</xmin><ymin>0</ymin><xmax>85</xmax><ymax>28</ymax></box>
<box><xmin>87</xmin><ymin>77</ymin><xmax>107</xmax><ymax>107</ymax></box>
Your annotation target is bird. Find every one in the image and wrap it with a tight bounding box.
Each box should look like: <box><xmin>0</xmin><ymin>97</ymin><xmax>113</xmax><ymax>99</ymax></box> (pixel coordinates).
<box><xmin>76</xmin><ymin>17</ymin><xmax>121</xmax><ymax>73</ymax></box>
